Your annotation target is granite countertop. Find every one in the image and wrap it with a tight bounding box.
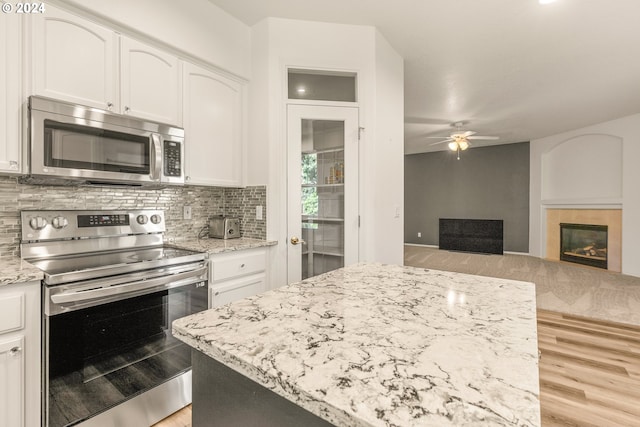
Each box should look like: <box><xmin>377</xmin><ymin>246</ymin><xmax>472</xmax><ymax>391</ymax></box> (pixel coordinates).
<box><xmin>172</xmin><ymin>237</ymin><xmax>277</xmax><ymax>254</ymax></box>
<box><xmin>173</xmin><ymin>263</ymin><xmax>540</xmax><ymax>427</ymax></box>
<box><xmin>0</xmin><ymin>256</ymin><xmax>45</xmax><ymax>287</ymax></box>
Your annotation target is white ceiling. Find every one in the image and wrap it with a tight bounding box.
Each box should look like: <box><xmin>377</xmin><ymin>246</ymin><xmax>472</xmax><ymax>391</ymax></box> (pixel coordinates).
<box><xmin>208</xmin><ymin>0</ymin><xmax>640</xmax><ymax>154</ymax></box>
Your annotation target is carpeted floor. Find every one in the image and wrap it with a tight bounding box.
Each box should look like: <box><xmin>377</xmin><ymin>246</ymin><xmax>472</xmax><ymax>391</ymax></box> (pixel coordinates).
<box><xmin>404</xmin><ymin>245</ymin><xmax>640</xmax><ymax>327</ymax></box>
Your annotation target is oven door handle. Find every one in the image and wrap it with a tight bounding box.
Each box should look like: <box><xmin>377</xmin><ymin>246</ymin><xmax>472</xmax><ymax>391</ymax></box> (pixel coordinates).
<box><xmin>50</xmin><ymin>267</ymin><xmax>207</xmax><ymax>304</ymax></box>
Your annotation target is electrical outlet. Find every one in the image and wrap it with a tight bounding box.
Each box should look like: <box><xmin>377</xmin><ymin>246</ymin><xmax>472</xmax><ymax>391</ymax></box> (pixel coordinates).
<box><xmin>183</xmin><ymin>206</ymin><xmax>192</xmax><ymax>220</ymax></box>
<box><xmin>417</xmin><ymin>232</ymin><xmax>422</xmax><ymax>238</ymax></box>
<box><xmin>256</xmin><ymin>205</ymin><xmax>263</xmax><ymax>220</ymax></box>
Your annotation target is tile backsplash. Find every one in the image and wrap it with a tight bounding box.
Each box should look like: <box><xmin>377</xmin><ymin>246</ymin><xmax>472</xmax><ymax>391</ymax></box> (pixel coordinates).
<box><xmin>0</xmin><ymin>176</ymin><xmax>266</xmax><ymax>257</ymax></box>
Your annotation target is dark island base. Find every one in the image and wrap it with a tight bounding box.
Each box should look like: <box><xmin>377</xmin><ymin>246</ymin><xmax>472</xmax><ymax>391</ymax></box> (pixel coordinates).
<box><xmin>192</xmin><ymin>349</ymin><xmax>335</xmax><ymax>427</ymax></box>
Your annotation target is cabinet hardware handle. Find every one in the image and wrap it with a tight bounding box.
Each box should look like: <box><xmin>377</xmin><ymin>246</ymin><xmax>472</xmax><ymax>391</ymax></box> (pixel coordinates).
<box><xmin>9</xmin><ymin>346</ymin><xmax>22</xmax><ymax>356</ymax></box>
<box><xmin>9</xmin><ymin>160</ymin><xmax>18</xmax><ymax>169</ymax></box>
<box><xmin>107</xmin><ymin>102</ymin><xmax>113</xmax><ymax>110</ymax></box>
<box><xmin>124</xmin><ymin>106</ymin><xmax>130</xmax><ymax>112</ymax></box>
<box><xmin>240</xmin><ymin>263</ymin><xmax>245</xmax><ymax>268</ymax></box>
<box><xmin>214</xmin><ymin>291</ymin><xmax>219</xmax><ymax>296</ymax></box>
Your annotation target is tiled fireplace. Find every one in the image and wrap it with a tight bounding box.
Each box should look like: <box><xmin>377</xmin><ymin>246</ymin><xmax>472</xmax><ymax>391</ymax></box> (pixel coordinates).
<box><xmin>546</xmin><ymin>209</ymin><xmax>621</xmax><ymax>272</ymax></box>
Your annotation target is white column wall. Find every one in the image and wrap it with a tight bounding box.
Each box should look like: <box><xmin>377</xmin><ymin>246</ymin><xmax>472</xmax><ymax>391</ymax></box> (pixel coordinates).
<box><xmin>530</xmin><ymin>113</ymin><xmax>640</xmax><ymax>277</ymax></box>
<box><xmin>371</xmin><ymin>30</ymin><xmax>404</xmax><ymax>265</ymax></box>
<box><xmin>246</xmin><ymin>18</ymin><xmax>404</xmax><ymax>288</ymax></box>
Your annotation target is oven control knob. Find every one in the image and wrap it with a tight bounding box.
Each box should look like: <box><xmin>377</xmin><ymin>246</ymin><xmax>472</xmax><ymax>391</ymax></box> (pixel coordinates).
<box><xmin>136</xmin><ymin>214</ymin><xmax>148</xmax><ymax>224</ymax></box>
<box><xmin>150</xmin><ymin>214</ymin><xmax>162</xmax><ymax>224</ymax></box>
<box><xmin>29</xmin><ymin>216</ymin><xmax>48</xmax><ymax>231</ymax></box>
<box><xmin>51</xmin><ymin>216</ymin><xmax>69</xmax><ymax>229</ymax></box>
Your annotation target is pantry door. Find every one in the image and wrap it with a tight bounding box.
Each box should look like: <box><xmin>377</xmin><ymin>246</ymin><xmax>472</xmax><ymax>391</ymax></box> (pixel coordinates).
<box><xmin>287</xmin><ymin>105</ymin><xmax>359</xmax><ymax>284</ymax></box>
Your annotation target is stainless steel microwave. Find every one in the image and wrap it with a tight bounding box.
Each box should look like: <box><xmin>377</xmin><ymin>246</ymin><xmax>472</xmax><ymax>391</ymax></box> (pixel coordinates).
<box><xmin>25</xmin><ymin>96</ymin><xmax>184</xmax><ymax>186</ymax></box>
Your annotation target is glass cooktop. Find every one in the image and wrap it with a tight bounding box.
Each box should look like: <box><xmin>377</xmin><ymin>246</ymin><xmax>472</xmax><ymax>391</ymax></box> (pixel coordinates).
<box><xmin>28</xmin><ymin>246</ymin><xmax>205</xmax><ymax>284</ymax></box>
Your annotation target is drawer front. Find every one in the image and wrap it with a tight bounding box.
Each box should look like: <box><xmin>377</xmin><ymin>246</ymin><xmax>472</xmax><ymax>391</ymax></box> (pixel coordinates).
<box><xmin>0</xmin><ymin>293</ymin><xmax>24</xmax><ymax>334</ymax></box>
<box><xmin>210</xmin><ymin>249</ymin><xmax>266</xmax><ymax>282</ymax></box>
<box><xmin>210</xmin><ymin>273</ymin><xmax>265</xmax><ymax>308</ymax></box>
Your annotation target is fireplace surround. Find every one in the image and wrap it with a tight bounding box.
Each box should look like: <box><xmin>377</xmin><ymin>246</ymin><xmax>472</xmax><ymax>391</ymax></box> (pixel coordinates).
<box><xmin>545</xmin><ymin>209</ymin><xmax>621</xmax><ymax>272</ymax></box>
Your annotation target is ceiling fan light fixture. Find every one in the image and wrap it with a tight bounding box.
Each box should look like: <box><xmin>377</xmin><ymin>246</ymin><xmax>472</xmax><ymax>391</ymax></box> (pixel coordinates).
<box><xmin>448</xmin><ymin>141</ymin><xmax>458</xmax><ymax>151</ymax></box>
<box><xmin>458</xmin><ymin>140</ymin><xmax>469</xmax><ymax>151</ymax></box>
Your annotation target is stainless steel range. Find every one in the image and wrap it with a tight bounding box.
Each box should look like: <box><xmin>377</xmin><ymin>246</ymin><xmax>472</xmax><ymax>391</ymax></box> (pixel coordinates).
<box><xmin>21</xmin><ymin>210</ymin><xmax>208</xmax><ymax>427</ymax></box>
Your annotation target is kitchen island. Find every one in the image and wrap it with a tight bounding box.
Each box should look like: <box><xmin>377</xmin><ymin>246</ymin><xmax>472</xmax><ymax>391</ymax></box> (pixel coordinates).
<box><xmin>173</xmin><ymin>263</ymin><xmax>540</xmax><ymax>427</ymax></box>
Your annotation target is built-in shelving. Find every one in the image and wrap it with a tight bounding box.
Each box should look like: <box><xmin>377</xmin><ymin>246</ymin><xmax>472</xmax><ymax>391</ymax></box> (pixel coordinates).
<box><xmin>302</xmin><ymin>183</ymin><xmax>344</xmax><ymax>189</ymax></box>
<box><xmin>303</xmin><ymin>216</ymin><xmax>344</xmax><ymax>223</ymax></box>
<box><xmin>300</xmin><ymin>121</ymin><xmax>347</xmax><ymax>279</ymax></box>
<box><xmin>301</xmin><ymin>147</ymin><xmax>344</xmax><ymax>155</ymax></box>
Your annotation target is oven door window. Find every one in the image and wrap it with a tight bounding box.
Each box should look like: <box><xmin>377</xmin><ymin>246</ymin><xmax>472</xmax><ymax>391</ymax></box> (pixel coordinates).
<box><xmin>43</xmin><ymin>119</ymin><xmax>150</xmax><ymax>174</ymax></box>
<box><xmin>45</xmin><ymin>283</ymin><xmax>207</xmax><ymax>427</ymax></box>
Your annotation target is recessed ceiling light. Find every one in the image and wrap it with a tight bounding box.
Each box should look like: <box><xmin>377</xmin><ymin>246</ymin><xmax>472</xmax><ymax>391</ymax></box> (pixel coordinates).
<box><xmin>539</xmin><ymin>0</ymin><xmax>557</xmax><ymax>4</ymax></box>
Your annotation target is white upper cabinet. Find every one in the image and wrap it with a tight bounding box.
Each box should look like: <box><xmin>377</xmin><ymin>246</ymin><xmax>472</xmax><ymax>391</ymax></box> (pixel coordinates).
<box><xmin>29</xmin><ymin>4</ymin><xmax>244</xmax><ymax>186</ymax></box>
<box><xmin>31</xmin><ymin>5</ymin><xmax>118</xmax><ymax>111</ymax></box>
<box><xmin>0</xmin><ymin>5</ymin><xmax>22</xmax><ymax>174</ymax></box>
<box><xmin>31</xmin><ymin>5</ymin><xmax>181</xmax><ymax>125</ymax></box>
<box><xmin>120</xmin><ymin>37</ymin><xmax>181</xmax><ymax>125</ymax></box>
<box><xmin>183</xmin><ymin>62</ymin><xmax>243</xmax><ymax>187</ymax></box>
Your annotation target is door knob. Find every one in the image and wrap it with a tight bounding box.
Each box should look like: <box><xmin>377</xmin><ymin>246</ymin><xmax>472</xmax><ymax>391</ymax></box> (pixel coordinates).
<box><xmin>290</xmin><ymin>236</ymin><xmax>306</xmax><ymax>245</ymax></box>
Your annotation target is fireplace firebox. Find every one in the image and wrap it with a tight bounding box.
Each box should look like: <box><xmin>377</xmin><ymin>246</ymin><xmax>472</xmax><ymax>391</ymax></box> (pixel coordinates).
<box><xmin>560</xmin><ymin>223</ymin><xmax>608</xmax><ymax>269</ymax></box>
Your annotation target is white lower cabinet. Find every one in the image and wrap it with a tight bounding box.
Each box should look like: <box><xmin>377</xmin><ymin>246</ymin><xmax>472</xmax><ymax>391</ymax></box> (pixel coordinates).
<box><xmin>0</xmin><ymin>281</ymin><xmax>40</xmax><ymax>427</ymax></box>
<box><xmin>0</xmin><ymin>336</ymin><xmax>24</xmax><ymax>427</ymax></box>
<box><xmin>209</xmin><ymin>248</ymin><xmax>267</xmax><ymax>308</ymax></box>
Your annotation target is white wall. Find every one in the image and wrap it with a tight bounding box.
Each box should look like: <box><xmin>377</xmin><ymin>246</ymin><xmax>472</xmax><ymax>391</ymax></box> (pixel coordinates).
<box><xmin>530</xmin><ymin>113</ymin><xmax>640</xmax><ymax>277</ymax></box>
<box><xmin>58</xmin><ymin>0</ymin><xmax>251</xmax><ymax>78</ymax></box>
<box><xmin>245</xmin><ymin>18</ymin><xmax>404</xmax><ymax>288</ymax></box>
<box><xmin>370</xmin><ymin>30</ymin><xmax>404</xmax><ymax>264</ymax></box>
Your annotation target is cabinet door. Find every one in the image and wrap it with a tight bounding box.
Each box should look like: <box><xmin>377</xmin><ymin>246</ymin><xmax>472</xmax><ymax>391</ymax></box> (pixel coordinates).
<box><xmin>120</xmin><ymin>37</ymin><xmax>181</xmax><ymax>125</ymax></box>
<box><xmin>0</xmin><ymin>3</ymin><xmax>22</xmax><ymax>173</ymax></box>
<box><xmin>210</xmin><ymin>274</ymin><xmax>265</xmax><ymax>308</ymax></box>
<box><xmin>0</xmin><ymin>336</ymin><xmax>24</xmax><ymax>427</ymax></box>
<box><xmin>183</xmin><ymin>62</ymin><xmax>243</xmax><ymax>187</ymax></box>
<box><xmin>32</xmin><ymin>5</ymin><xmax>117</xmax><ymax>110</ymax></box>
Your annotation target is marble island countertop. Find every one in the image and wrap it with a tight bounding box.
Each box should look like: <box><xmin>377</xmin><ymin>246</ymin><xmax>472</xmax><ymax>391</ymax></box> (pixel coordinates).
<box><xmin>173</xmin><ymin>263</ymin><xmax>540</xmax><ymax>427</ymax></box>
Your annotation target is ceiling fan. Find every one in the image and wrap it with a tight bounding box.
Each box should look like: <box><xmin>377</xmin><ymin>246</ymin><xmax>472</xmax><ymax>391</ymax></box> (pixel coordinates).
<box><xmin>428</xmin><ymin>122</ymin><xmax>499</xmax><ymax>159</ymax></box>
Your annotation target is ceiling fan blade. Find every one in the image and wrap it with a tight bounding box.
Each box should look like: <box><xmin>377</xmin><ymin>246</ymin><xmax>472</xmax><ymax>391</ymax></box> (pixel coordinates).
<box><xmin>468</xmin><ymin>136</ymin><xmax>499</xmax><ymax>140</ymax></box>
<box><xmin>429</xmin><ymin>139</ymin><xmax>453</xmax><ymax>146</ymax></box>
<box><xmin>461</xmin><ymin>131</ymin><xmax>476</xmax><ymax>137</ymax></box>
<box><xmin>425</xmin><ymin>136</ymin><xmax>451</xmax><ymax>139</ymax></box>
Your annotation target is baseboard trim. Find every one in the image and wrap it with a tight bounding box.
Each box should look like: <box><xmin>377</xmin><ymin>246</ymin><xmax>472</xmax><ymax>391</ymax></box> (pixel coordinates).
<box><xmin>404</xmin><ymin>243</ymin><xmax>438</xmax><ymax>248</ymax></box>
<box><xmin>404</xmin><ymin>243</ymin><xmax>530</xmax><ymax>256</ymax></box>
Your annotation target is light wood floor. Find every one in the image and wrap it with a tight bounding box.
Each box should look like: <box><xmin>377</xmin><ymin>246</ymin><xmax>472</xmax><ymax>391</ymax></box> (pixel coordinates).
<box><xmin>155</xmin><ymin>310</ymin><xmax>640</xmax><ymax>427</ymax></box>
<box><xmin>152</xmin><ymin>404</ymin><xmax>191</xmax><ymax>427</ymax></box>
<box><xmin>537</xmin><ymin>309</ymin><xmax>640</xmax><ymax>427</ymax></box>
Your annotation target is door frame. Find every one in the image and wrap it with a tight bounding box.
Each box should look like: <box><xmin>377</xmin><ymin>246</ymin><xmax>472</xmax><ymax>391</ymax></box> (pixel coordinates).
<box><xmin>286</xmin><ymin>104</ymin><xmax>360</xmax><ymax>284</ymax></box>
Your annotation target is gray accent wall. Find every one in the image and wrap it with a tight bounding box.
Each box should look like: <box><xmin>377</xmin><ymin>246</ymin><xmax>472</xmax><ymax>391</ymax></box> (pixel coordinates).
<box><xmin>404</xmin><ymin>142</ymin><xmax>530</xmax><ymax>252</ymax></box>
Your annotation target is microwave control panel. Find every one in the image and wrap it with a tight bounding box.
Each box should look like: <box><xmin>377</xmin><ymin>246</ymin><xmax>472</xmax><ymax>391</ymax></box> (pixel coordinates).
<box><xmin>164</xmin><ymin>140</ymin><xmax>182</xmax><ymax>177</ymax></box>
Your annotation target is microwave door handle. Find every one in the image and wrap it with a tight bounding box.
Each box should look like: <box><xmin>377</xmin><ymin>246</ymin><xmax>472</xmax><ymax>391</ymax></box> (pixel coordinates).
<box><xmin>150</xmin><ymin>134</ymin><xmax>162</xmax><ymax>180</ymax></box>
